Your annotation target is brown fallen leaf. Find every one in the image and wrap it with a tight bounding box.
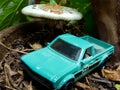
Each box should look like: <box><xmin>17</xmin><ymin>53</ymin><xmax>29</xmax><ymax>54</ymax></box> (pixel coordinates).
<box><xmin>102</xmin><ymin>66</ymin><xmax>120</xmax><ymax>81</ymax></box>
<box><xmin>29</xmin><ymin>43</ymin><xmax>42</xmax><ymax>50</ymax></box>
<box><xmin>75</xmin><ymin>82</ymin><xmax>91</xmax><ymax>90</ymax></box>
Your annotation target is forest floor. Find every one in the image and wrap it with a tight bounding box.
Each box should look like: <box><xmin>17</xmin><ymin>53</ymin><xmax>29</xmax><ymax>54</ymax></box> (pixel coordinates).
<box><xmin>0</xmin><ymin>20</ymin><xmax>120</xmax><ymax>90</ymax></box>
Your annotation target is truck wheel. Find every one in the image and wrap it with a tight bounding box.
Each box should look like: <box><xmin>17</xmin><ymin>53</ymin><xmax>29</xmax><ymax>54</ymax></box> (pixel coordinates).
<box><xmin>61</xmin><ymin>80</ymin><xmax>74</xmax><ymax>90</ymax></box>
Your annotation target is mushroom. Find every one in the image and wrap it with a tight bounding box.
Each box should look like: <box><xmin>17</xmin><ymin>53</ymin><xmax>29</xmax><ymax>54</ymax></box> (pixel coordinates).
<box><xmin>21</xmin><ymin>0</ymin><xmax>82</xmax><ymax>21</ymax></box>
<box><xmin>21</xmin><ymin>0</ymin><xmax>83</xmax><ymax>43</ymax></box>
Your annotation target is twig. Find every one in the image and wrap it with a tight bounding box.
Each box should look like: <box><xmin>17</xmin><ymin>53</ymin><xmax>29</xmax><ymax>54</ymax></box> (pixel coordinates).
<box><xmin>0</xmin><ymin>41</ymin><xmax>27</xmax><ymax>54</ymax></box>
<box><xmin>4</xmin><ymin>64</ymin><xmax>11</xmax><ymax>88</ymax></box>
<box><xmin>89</xmin><ymin>77</ymin><xmax>111</xmax><ymax>84</ymax></box>
<box><xmin>86</xmin><ymin>77</ymin><xmax>90</xmax><ymax>86</ymax></box>
<box><xmin>88</xmin><ymin>77</ymin><xmax>113</xmax><ymax>87</ymax></box>
<box><xmin>85</xmin><ymin>77</ymin><xmax>92</xmax><ymax>90</ymax></box>
<box><xmin>4</xmin><ymin>64</ymin><xmax>21</xmax><ymax>90</ymax></box>
<box><xmin>5</xmin><ymin>85</ymin><xmax>16</xmax><ymax>90</ymax></box>
<box><xmin>22</xmin><ymin>49</ymin><xmax>33</xmax><ymax>52</ymax></box>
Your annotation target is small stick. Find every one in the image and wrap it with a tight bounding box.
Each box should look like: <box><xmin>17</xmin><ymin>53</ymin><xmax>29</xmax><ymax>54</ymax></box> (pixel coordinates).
<box><xmin>0</xmin><ymin>42</ymin><xmax>27</xmax><ymax>54</ymax></box>
<box><xmin>5</xmin><ymin>85</ymin><xmax>16</xmax><ymax>90</ymax></box>
<box><xmin>88</xmin><ymin>77</ymin><xmax>113</xmax><ymax>87</ymax></box>
<box><xmin>86</xmin><ymin>77</ymin><xmax>92</xmax><ymax>90</ymax></box>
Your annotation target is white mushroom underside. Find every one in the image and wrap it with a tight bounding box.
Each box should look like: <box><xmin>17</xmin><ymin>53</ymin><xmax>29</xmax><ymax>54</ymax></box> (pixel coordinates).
<box><xmin>21</xmin><ymin>4</ymin><xmax>83</xmax><ymax>21</ymax></box>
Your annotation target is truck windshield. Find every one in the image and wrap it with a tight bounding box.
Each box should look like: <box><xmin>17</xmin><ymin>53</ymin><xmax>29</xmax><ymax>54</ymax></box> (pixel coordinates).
<box><xmin>50</xmin><ymin>39</ymin><xmax>81</xmax><ymax>61</ymax></box>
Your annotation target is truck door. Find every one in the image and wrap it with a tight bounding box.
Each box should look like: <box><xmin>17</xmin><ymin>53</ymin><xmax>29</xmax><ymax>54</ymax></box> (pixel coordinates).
<box><xmin>75</xmin><ymin>47</ymin><xmax>93</xmax><ymax>80</ymax></box>
<box><xmin>81</xmin><ymin>47</ymin><xmax>93</xmax><ymax>74</ymax></box>
<box><xmin>83</xmin><ymin>47</ymin><xmax>92</xmax><ymax>59</ymax></box>
<box><xmin>81</xmin><ymin>47</ymin><xmax>100</xmax><ymax>74</ymax></box>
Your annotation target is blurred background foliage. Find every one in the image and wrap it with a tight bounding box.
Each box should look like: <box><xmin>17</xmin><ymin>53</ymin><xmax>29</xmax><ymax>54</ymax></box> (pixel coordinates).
<box><xmin>0</xmin><ymin>0</ymin><xmax>96</xmax><ymax>36</ymax></box>
<box><xmin>65</xmin><ymin>0</ymin><xmax>96</xmax><ymax>36</ymax></box>
<box><xmin>40</xmin><ymin>0</ymin><xmax>97</xmax><ymax>36</ymax></box>
<box><xmin>0</xmin><ymin>0</ymin><xmax>28</xmax><ymax>30</ymax></box>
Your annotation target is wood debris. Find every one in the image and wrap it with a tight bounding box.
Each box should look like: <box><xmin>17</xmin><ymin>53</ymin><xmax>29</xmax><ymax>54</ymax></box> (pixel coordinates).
<box><xmin>75</xmin><ymin>82</ymin><xmax>91</xmax><ymax>90</ymax></box>
<box><xmin>102</xmin><ymin>65</ymin><xmax>120</xmax><ymax>81</ymax></box>
<box><xmin>29</xmin><ymin>42</ymin><xmax>42</xmax><ymax>50</ymax></box>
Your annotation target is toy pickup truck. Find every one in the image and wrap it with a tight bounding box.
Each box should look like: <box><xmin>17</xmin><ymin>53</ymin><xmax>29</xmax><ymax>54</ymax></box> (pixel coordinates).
<box><xmin>21</xmin><ymin>33</ymin><xmax>114</xmax><ymax>90</ymax></box>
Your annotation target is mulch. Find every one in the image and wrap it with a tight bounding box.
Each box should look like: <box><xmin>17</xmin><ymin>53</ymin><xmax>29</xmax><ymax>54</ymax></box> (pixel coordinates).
<box><xmin>0</xmin><ymin>20</ymin><xmax>118</xmax><ymax>90</ymax></box>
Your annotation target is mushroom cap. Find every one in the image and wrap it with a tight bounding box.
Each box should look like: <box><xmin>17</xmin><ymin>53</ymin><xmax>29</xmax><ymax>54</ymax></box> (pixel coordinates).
<box><xmin>21</xmin><ymin>4</ymin><xmax>83</xmax><ymax>21</ymax></box>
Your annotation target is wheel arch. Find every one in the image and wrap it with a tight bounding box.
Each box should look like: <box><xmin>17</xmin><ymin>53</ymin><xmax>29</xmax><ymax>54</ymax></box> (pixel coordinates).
<box><xmin>57</xmin><ymin>74</ymin><xmax>75</xmax><ymax>89</ymax></box>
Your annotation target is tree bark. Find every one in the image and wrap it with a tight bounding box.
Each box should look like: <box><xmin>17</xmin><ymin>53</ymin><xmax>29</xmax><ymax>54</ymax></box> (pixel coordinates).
<box><xmin>91</xmin><ymin>0</ymin><xmax>120</xmax><ymax>62</ymax></box>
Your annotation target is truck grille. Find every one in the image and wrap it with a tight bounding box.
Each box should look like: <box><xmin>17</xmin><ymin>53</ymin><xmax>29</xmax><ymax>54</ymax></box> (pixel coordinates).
<box><xmin>21</xmin><ymin>62</ymin><xmax>54</xmax><ymax>90</ymax></box>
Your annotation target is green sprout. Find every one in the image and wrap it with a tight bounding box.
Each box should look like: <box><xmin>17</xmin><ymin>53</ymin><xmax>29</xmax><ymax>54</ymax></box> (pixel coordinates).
<box><xmin>40</xmin><ymin>0</ymin><xmax>57</xmax><ymax>4</ymax></box>
<box><xmin>49</xmin><ymin>0</ymin><xmax>57</xmax><ymax>4</ymax></box>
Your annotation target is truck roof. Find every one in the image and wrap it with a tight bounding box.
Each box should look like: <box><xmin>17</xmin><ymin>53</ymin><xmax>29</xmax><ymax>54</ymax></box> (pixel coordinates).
<box><xmin>58</xmin><ymin>34</ymin><xmax>93</xmax><ymax>49</ymax></box>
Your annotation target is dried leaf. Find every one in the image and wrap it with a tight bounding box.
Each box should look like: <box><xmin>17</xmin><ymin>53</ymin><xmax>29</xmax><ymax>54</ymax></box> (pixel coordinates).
<box><xmin>29</xmin><ymin>43</ymin><xmax>42</xmax><ymax>50</ymax></box>
<box><xmin>75</xmin><ymin>82</ymin><xmax>91</xmax><ymax>90</ymax></box>
<box><xmin>102</xmin><ymin>68</ymin><xmax>120</xmax><ymax>81</ymax></box>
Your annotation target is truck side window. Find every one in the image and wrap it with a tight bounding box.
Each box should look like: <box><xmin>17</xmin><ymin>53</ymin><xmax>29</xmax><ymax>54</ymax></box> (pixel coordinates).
<box><xmin>83</xmin><ymin>47</ymin><xmax>92</xmax><ymax>59</ymax></box>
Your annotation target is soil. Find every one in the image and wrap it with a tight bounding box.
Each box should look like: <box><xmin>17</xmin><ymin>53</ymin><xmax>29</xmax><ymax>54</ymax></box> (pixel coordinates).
<box><xmin>0</xmin><ymin>20</ymin><xmax>119</xmax><ymax>90</ymax></box>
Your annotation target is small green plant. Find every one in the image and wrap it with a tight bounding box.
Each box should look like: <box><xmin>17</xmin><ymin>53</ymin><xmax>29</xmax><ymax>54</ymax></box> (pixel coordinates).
<box><xmin>65</xmin><ymin>0</ymin><xmax>96</xmax><ymax>36</ymax></box>
<box><xmin>115</xmin><ymin>84</ymin><xmax>120</xmax><ymax>90</ymax></box>
<box><xmin>0</xmin><ymin>0</ymin><xmax>28</xmax><ymax>30</ymax></box>
<box><xmin>40</xmin><ymin>0</ymin><xmax>57</xmax><ymax>4</ymax></box>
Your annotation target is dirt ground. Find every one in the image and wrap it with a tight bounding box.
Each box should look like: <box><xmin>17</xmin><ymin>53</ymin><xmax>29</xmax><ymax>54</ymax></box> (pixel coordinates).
<box><xmin>0</xmin><ymin>20</ymin><xmax>119</xmax><ymax>90</ymax></box>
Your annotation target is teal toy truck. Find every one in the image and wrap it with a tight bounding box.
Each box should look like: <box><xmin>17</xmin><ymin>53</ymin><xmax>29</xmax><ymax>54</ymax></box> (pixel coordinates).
<box><xmin>21</xmin><ymin>33</ymin><xmax>114</xmax><ymax>90</ymax></box>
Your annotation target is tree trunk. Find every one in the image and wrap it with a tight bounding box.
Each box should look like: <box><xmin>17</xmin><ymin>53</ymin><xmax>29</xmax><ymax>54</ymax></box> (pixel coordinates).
<box><xmin>91</xmin><ymin>0</ymin><xmax>120</xmax><ymax>62</ymax></box>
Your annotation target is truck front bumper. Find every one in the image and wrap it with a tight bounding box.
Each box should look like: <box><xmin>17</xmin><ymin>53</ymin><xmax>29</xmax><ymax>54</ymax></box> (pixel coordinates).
<box><xmin>21</xmin><ymin>61</ymin><xmax>54</xmax><ymax>90</ymax></box>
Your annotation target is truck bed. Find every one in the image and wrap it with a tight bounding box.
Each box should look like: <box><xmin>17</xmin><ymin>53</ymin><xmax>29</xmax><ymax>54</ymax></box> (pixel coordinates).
<box><xmin>81</xmin><ymin>36</ymin><xmax>114</xmax><ymax>54</ymax></box>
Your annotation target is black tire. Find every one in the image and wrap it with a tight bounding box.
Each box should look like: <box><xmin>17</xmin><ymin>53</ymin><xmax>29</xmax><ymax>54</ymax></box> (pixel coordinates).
<box><xmin>60</xmin><ymin>80</ymin><xmax>74</xmax><ymax>90</ymax></box>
